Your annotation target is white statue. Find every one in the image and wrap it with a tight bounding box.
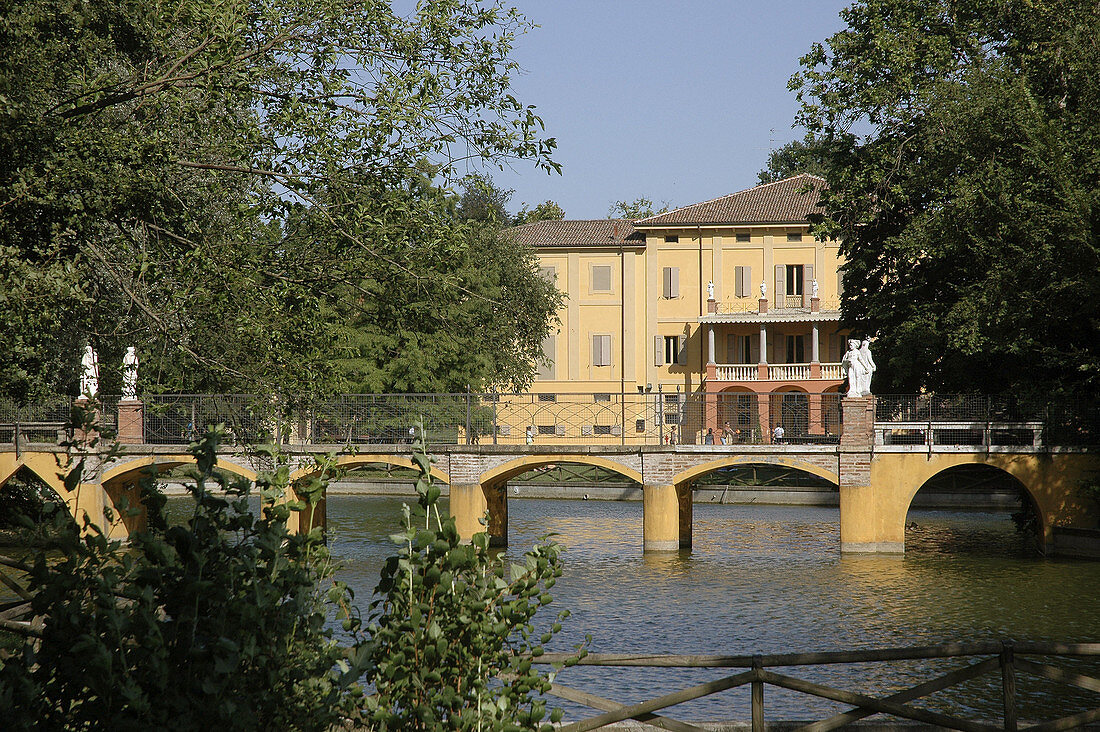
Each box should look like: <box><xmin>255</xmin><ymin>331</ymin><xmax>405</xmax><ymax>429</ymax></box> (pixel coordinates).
<box><xmin>840</xmin><ymin>339</ymin><xmax>867</xmax><ymax>398</ymax></box>
<box><xmin>122</xmin><ymin>346</ymin><xmax>139</xmax><ymax>401</ymax></box>
<box><xmin>811</xmin><ymin>278</ymin><xmax>819</xmax><ymax>299</ymax></box>
<box><xmin>707</xmin><ymin>280</ymin><xmax>715</xmax><ymax>300</ymax></box>
<box><xmin>858</xmin><ymin>339</ymin><xmax>876</xmax><ymax>396</ymax></box>
<box><xmin>79</xmin><ymin>345</ymin><xmax>99</xmax><ymax>398</ymax></box>
<box><xmin>760</xmin><ymin>280</ymin><xmax>767</xmax><ymax>298</ymax></box>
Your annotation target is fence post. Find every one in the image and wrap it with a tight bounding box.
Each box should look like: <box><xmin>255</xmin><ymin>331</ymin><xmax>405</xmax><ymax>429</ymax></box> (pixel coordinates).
<box><xmin>465</xmin><ymin>385</ymin><xmax>472</xmax><ymax>445</ymax></box>
<box><xmin>751</xmin><ymin>655</ymin><xmax>764</xmax><ymax>732</ymax></box>
<box><xmin>14</xmin><ymin>421</ymin><xmax>21</xmax><ymax>459</ymax></box>
<box><xmin>491</xmin><ymin>390</ymin><xmax>498</xmax><ymax>446</ymax></box>
<box><xmin>1001</xmin><ymin>641</ymin><xmax>1017</xmax><ymax>732</ymax></box>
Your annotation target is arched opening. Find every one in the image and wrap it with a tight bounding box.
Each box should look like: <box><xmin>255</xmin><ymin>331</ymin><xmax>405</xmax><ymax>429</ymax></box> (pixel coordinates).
<box><xmin>769</xmin><ymin>386</ymin><xmax>809</xmax><ymax>437</ymax></box>
<box><xmin>821</xmin><ymin>385</ymin><xmax>843</xmax><ymax>437</ymax></box>
<box><xmin>0</xmin><ymin>467</ymin><xmax>67</xmax><ymax>542</ymax></box>
<box><xmin>466</xmin><ymin>456</ymin><xmax>643</xmax><ymax>549</ymax></box>
<box><xmin>905</xmin><ymin>465</ymin><xmax>1041</xmax><ymax>555</ymax></box>
<box><xmin>717</xmin><ymin>387</ymin><xmax>760</xmax><ymax>443</ymax></box>
<box><xmin>688</xmin><ymin>462</ymin><xmax>839</xmax><ymax>506</ymax></box>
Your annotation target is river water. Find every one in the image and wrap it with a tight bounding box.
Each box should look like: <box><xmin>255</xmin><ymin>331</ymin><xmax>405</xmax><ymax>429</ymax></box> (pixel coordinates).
<box><xmin>324</xmin><ymin>496</ymin><xmax>1100</xmax><ymax>723</ymax></box>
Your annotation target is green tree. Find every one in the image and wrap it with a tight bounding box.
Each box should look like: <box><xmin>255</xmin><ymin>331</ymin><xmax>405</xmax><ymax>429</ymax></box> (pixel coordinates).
<box><xmin>363</xmin><ymin>427</ymin><xmax>578</xmax><ymax>731</ymax></box>
<box><xmin>790</xmin><ymin>0</ymin><xmax>1100</xmax><ymax>397</ymax></box>
<box><xmin>0</xmin><ymin>429</ymin><xmax>363</xmax><ymax>730</ymax></box>
<box><xmin>0</xmin><ymin>0</ymin><xmax>559</xmax><ymax>401</ymax></box>
<box><xmin>607</xmin><ymin>197</ymin><xmax>670</xmax><ymax>220</ymax></box>
<box><xmin>513</xmin><ymin>200</ymin><xmax>566</xmax><ymax>225</ymax></box>
<box><xmin>757</xmin><ymin>133</ymin><xmax>832</xmax><ymax>184</ymax></box>
<box><xmin>457</xmin><ymin>173</ymin><xmax>515</xmax><ymax>226</ymax></box>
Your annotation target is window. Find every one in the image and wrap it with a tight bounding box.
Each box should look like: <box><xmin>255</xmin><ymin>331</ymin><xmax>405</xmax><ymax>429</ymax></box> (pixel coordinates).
<box><xmin>787</xmin><ymin>232</ymin><xmax>803</xmax><ymax>242</ymax></box>
<box><xmin>536</xmin><ymin>335</ymin><xmax>555</xmax><ymax>380</ymax></box>
<box><xmin>593</xmin><ymin>393</ymin><xmax>611</xmax><ymax>402</ymax></box>
<box><xmin>837</xmin><ymin>271</ymin><xmax>845</xmax><ymax>298</ymax></box>
<box><xmin>660</xmin><ymin>335</ymin><xmax>686</xmax><ymax>365</ymax></box>
<box><xmin>662</xmin><ymin>267</ymin><xmax>679</xmax><ymax>299</ymax></box>
<box><xmin>591</xmin><ymin>265</ymin><xmax>612</xmax><ymax>292</ymax></box>
<box><xmin>594</xmin><ymin>424</ymin><xmax>612</xmax><ymax>435</ymax></box>
<box><xmin>635</xmin><ymin>419</ymin><xmax>646</xmax><ymax>432</ymax></box>
<box><xmin>592</xmin><ymin>334</ymin><xmax>612</xmax><ymax>366</ymax></box>
<box><xmin>727</xmin><ymin>334</ymin><xmax>753</xmax><ymax>364</ymax></box>
<box><xmin>734</xmin><ymin>265</ymin><xmax>752</xmax><ymax>297</ymax></box>
<box><xmin>537</xmin><ymin>425</ymin><xmax>556</xmax><ymax>435</ymax></box>
<box><xmin>664</xmin><ymin>235</ymin><xmax>679</xmax><ymax>243</ymax></box>
<box><xmin>785</xmin><ymin>264</ymin><xmax>805</xmax><ymax>296</ymax></box>
<box><xmin>786</xmin><ymin>335</ymin><xmax>806</xmax><ymax>363</ymax></box>
<box><xmin>537</xmin><ymin>393</ymin><xmax>557</xmax><ymax>402</ymax></box>
<box><xmin>736</xmin><ymin>232</ymin><xmax>751</xmax><ymax>242</ymax></box>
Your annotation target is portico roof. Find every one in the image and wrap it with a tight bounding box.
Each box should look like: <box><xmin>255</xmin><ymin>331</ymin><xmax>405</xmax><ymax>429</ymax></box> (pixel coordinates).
<box><xmin>699</xmin><ymin>310</ymin><xmax>842</xmax><ymax>324</ymax></box>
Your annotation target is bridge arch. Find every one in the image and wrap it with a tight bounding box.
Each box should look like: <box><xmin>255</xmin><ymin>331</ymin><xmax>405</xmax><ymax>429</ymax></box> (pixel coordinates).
<box><xmin>288</xmin><ymin>454</ymin><xmax>450</xmax><ymax>485</ymax></box>
<box><xmin>478</xmin><ymin>455</ymin><xmax>642</xmax><ymax>488</ymax></box>
<box><xmin>101</xmin><ymin>455</ymin><xmax>258</xmax><ymax>485</ymax></box>
<box><xmin>672</xmin><ymin>455</ymin><xmax>838</xmax><ymax>489</ymax></box>
<box><xmin>868</xmin><ymin>452</ymin><xmax>1100</xmax><ymax>552</ymax></box>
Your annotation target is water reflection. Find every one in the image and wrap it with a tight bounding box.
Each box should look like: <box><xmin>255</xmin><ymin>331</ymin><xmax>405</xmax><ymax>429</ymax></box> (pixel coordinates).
<box><xmin>172</xmin><ymin>495</ymin><xmax>1100</xmax><ymax>722</ymax></box>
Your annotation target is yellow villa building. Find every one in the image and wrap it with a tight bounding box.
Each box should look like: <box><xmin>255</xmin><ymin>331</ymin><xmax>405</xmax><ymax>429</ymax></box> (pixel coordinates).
<box><xmin>505</xmin><ymin>174</ymin><xmax>850</xmax><ymax>444</ymax></box>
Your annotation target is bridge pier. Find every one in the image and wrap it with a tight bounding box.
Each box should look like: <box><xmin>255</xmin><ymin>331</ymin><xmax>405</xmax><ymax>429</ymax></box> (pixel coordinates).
<box><xmin>451</xmin><ymin>482</ymin><xmax>507</xmax><ymax>547</ymax></box>
<box><xmin>837</xmin><ymin>396</ymin><xmax>900</xmax><ymax>553</ymax></box>
<box><xmin>642</xmin><ymin>484</ymin><xmax>691</xmax><ymax>551</ymax></box>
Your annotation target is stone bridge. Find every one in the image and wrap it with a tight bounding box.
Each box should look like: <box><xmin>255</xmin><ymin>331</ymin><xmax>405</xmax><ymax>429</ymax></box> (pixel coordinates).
<box><xmin>2</xmin><ymin>399</ymin><xmax>1097</xmax><ymax>553</ymax></box>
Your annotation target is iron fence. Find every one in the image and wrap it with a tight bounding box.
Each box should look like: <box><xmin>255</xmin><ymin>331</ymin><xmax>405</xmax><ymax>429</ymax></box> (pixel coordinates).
<box><xmin>0</xmin><ymin>393</ymin><xmax>1095</xmax><ymax>447</ymax></box>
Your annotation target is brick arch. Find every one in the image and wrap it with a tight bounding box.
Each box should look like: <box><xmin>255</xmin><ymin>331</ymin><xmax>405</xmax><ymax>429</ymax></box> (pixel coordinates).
<box><xmin>101</xmin><ymin>455</ymin><xmax>258</xmax><ymax>485</ymax></box>
<box><xmin>289</xmin><ymin>454</ymin><xmax>450</xmax><ymax>484</ymax></box>
<box><xmin>478</xmin><ymin>455</ymin><xmax>642</xmax><ymax>487</ymax></box>
<box><xmin>672</xmin><ymin>455</ymin><xmax>839</xmax><ymax>489</ymax></box>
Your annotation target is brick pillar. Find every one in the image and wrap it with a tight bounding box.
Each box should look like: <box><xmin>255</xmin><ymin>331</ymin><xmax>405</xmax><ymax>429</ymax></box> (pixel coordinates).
<box><xmin>707</xmin><ymin>297</ymin><xmax>718</xmax><ymax>314</ymax></box>
<box><xmin>810</xmin><ymin>297</ymin><xmax>820</xmax><ymax>313</ymax></box>
<box><xmin>838</xmin><ymin>396</ymin><xmax>899</xmax><ymax>552</ymax></box>
<box><xmin>758</xmin><ymin>297</ymin><xmax>768</xmax><ymax>314</ymax></box>
<box><xmin>118</xmin><ymin>401</ymin><xmax>144</xmax><ymax>444</ymax></box>
<box><xmin>808</xmin><ymin>393</ymin><xmax>824</xmax><ymax>435</ymax></box>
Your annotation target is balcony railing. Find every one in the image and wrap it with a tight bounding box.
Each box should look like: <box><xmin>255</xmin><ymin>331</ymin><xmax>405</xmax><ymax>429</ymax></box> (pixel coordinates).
<box><xmin>713</xmin><ymin>363</ymin><xmax>843</xmax><ymax>381</ymax></box>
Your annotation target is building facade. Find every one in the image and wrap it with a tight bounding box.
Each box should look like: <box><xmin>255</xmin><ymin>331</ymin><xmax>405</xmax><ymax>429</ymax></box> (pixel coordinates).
<box><xmin>507</xmin><ymin>174</ymin><xmax>848</xmax><ymax>444</ymax></box>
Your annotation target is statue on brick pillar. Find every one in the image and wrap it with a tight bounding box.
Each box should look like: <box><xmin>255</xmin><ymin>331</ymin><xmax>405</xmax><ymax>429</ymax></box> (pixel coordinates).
<box><xmin>841</xmin><ymin>339</ymin><xmax>868</xmax><ymax>398</ymax></box>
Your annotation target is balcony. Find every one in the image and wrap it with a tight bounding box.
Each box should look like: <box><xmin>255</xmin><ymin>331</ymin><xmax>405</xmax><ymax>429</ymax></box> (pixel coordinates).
<box><xmin>712</xmin><ymin>362</ymin><xmax>843</xmax><ymax>382</ymax></box>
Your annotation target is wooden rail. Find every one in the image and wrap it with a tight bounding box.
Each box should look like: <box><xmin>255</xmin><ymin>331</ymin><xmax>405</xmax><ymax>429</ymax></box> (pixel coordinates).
<box><xmin>533</xmin><ymin>642</ymin><xmax>1100</xmax><ymax>732</ymax></box>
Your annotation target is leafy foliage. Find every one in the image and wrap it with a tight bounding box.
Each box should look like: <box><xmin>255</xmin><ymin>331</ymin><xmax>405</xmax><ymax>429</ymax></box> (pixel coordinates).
<box><xmin>0</xmin><ymin>0</ymin><xmax>560</xmax><ymax>400</ymax></box>
<box><xmin>514</xmin><ymin>200</ymin><xmax>566</xmax><ymax>225</ymax></box>
<box><xmin>0</xmin><ymin>428</ymin><xmax>364</xmax><ymax>730</ymax></box>
<box><xmin>607</xmin><ymin>197</ymin><xmax>670</xmax><ymax>220</ymax></box>
<box><xmin>757</xmin><ymin>133</ymin><xmax>833</xmax><ymax>184</ymax></box>
<box><xmin>790</xmin><ymin>0</ymin><xmax>1100</xmax><ymax>397</ymax></box>
<box><xmin>362</xmin><ymin>426</ymin><xmax>580</xmax><ymax>730</ymax></box>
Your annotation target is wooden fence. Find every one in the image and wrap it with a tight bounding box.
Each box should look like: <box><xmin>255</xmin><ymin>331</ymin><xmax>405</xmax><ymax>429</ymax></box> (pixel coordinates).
<box><xmin>533</xmin><ymin>642</ymin><xmax>1100</xmax><ymax>732</ymax></box>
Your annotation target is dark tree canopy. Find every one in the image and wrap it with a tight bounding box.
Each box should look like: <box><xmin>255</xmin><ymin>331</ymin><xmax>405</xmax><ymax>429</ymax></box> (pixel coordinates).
<box><xmin>757</xmin><ymin>134</ymin><xmax>833</xmax><ymax>184</ymax></box>
<box><xmin>513</xmin><ymin>200</ymin><xmax>565</xmax><ymax>226</ymax></box>
<box><xmin>791</xmin><ymin>0</ymin><xmax>1100</xmax><ymax>398</ymax></box>
<box><xmin>0</xmin><ymin>0</ymin><xmax>562</xmax><ymax>400</ymax></box>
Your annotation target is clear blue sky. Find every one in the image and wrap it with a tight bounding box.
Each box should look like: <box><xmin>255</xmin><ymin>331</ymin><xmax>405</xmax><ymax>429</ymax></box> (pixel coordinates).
<box><xmin>487</xmin><ymin>1</ymin><xmax>851</xmax><ymax>219</ymax></box>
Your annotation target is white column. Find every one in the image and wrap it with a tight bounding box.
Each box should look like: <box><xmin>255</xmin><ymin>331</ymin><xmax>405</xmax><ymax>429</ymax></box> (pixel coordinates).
<box><xmin>707</xmin><ymin>325</ymin><xmax>716</xmax><ymax>365</ymax></box>
<box><xmin>759</xmin><ymin>324</ymin><xmax>767</xmax><ymax>365</ymax></box>
<box><xmin>811</xmin><ymin>323</ymin><xmax>820</xmax><ymax>363</ymax></box>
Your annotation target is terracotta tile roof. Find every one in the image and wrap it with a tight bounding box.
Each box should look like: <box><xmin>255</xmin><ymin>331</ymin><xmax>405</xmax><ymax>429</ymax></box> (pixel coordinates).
<box><xmin>506</xmin><ymin>219</ymin><xmax>646</xmax><ymax>248</ymax></box>
<box><xmin>635</xmin><ymin>174</ymin><xmax>826</xmax><ymax>226</ymax></box>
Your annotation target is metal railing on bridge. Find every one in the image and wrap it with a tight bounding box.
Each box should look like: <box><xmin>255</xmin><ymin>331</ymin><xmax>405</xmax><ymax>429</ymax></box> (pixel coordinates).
<box><xmin>1</xmin><ymin>393</ymin><xmax>1096</xmax><ymax>448</ymax></box>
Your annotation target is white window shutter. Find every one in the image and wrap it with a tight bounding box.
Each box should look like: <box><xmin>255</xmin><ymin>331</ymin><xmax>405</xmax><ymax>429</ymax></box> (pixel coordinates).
<box><xmin>775</xmin><ymin>264</ymin><xmax>785</xmax><ymax>299</ymax></box>
<box><xmin>726</xmin><ymin>334</ymin><xmax>737</xmax><ymax>363</ymax></box>
<box><xmin>743</xmin><ymin>266</ymin><xmax>752</xmax><ymax>298</ymax></box>
<box><xmin>750</xmin><ymin>334</ymin><xmax>760</xmax><ymax>363</ymax></box>
<box><xmin>734</xmin><ymin>267</ymin><xmax>743</xmax><ymax>297</ymax></box>
<box><xmin>671</xmin><ymin>267</ymin><xmax>679</xmax><ymax>298</ymax></box>
<box><xmin>555</xmin><ymin>424</ymin><xmax>566</xmax><ymax>436</ymax></box>
<box><xmin>676</xmin><ymin>335</ymin><xmax>687</xmax><ymax>365</ymax></box>
<box><xmin>804</xmin><ymin>265</ymin><xmax>814</xmax><ymax>306</ymax></box>
<box><xmin>837</xmin><ymin>271</ymin><xmax>845</xmax><ymax>298</ymax></box>
<box><xmin>592</xmin><ymin>335</ymin><xmax>601</xmax><ymax>366</ymax></box>
<box><xmin>654</xmin><ymin>335</ymin><xmax>663</xmax><ymax>366</ymax></box>
<box><xmin>611</xmin><ymin>425</ymin><xmax>622</xmax><ymax>436</ymax></box>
